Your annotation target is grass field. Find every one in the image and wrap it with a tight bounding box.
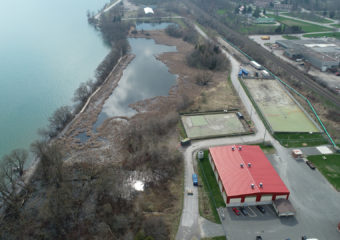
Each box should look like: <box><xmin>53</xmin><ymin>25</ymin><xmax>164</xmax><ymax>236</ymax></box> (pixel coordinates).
<box><xmin>303</xmin><ymin>32</ymin><xmax>340</xmax><ymax>40</ymax></box>
<box><xmin>274</xmin><ymin>132</ymin><xmax>328</xmax><ymax>147</ymax></box>
<box><xmin>244</xmin><ymin>79</ymin><xmax>319</xmax><ymax>133</ymax></box>
<box><xmin>181</xmin><ymin>113</ymin><xmax>246</xmax><ymax>139</ymax></box>
<box><xmin>331</xmin><ymin>23</ymin><xmax>340</xmax><ymax>28</ymax></box>
<box><xmin>282</xmin><ymin>12</ymin><xmax>333</xmax><ymax>24</ymax></box>
<box><xmin>202</xmin><ymin>237</ymin><xmax>226</xmax><ymax>240</ymax></box>
<box><xmin>267</xmin><ymin>14</ymin><xmax>332</xmax><ymax>33</ymax></box>
<box><xmin>307</xmin><ymin>154</ymin><xmax>340</xmax><ymax>191</ymax></box>
<box><xmin>239</xmin><ymin>24</ymin><xmax>277</xmax><ymax>34</ymax></box>
<box><xmin>282</xmin><ymin>35</ymin><xmax>300</xmax><ymax>40</ymax></box>
<box><xmin>217</xmin><ymin>9</ymin><xmax>226</xmax><ymax>15</ymax></box>
<box><xmin>197</xmin><ymin>151</ymin><xmax>226</xmax><ymax>224</ymax></box>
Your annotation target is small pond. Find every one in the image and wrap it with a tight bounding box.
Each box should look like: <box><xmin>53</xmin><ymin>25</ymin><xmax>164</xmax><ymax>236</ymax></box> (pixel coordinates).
<box><xmin>93</xmin><ymin>26</ymin><xmax>177</xmax><ymax>131</ymax></box>
<box><xmin>136</xmin><ymin>22</ymin><xmax>176</xmax><ymax>31</ymax></box>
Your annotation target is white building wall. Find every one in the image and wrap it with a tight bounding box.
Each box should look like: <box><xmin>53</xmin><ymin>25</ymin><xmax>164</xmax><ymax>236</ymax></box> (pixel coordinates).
<box><xmin>276</xmin><ymin>195</ymin><xmax>287</xmax><ymax>200</ymax></box>
<box><xmin>260</xmin><ymin>195</ymin><xmax>272</xmax><ymax>201</ymax></box>
<box><xmin>229</xmin><ymin>198</ymin><xmax>242</xmax><ymax>204</ymax></box>
<box><xmin>244</xmin><ymin>196</ymin><xmax>257</xmax><ymax>202</ymax></box>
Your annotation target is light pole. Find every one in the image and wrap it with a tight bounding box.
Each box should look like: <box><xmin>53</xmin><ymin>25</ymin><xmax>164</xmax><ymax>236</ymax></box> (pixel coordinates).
<box><xmin>263</xmin><ymin>128</ymin><xmax>267</xmax><ymax>144</ymax></box>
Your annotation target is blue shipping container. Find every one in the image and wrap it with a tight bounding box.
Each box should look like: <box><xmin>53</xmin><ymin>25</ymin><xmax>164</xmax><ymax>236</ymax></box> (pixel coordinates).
<box><xmin>242</xmin><ymin>69</ymin><xmax>249</xmax><ymax>75</ymax></box>
<box><xmin>192</xmin><ymin>174</ymin><xmax>198</xmax><ymax>186</ymax></box>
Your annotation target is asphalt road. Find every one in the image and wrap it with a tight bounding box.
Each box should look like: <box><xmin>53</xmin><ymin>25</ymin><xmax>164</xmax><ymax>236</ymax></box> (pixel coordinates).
<box><xmin>176</xmin><ymin>32</ymin><xmax>271</xmax><ymax>240</ymax></box>
<box><xmin>176</xmin><ymin>28</ymin><xmax>340</xmax><ymax>240</ymax></box>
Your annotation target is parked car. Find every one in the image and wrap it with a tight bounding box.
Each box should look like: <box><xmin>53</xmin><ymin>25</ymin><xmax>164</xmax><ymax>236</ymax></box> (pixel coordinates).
<box><xmin>187</xmin><ymin>188</ymin><xmax>193</xmax><ymax>195</ymax></box>
<box><xmin>239</xmin><ymin>206</ymin><xmax>248</xmax><ymax>216</ymax></box>
<box><xmin>256</xmin><ymin>205</ymin><xmax>265</xmax><ymax>213</ymax></box>
<box><xmin>306</xmin><ymin>161</ymin><xmax>316</xmax><ymax>170</ymax></box>
<box><xmin>192</xmin><ymin>173</ymin><xmax>198</xmax><ymax>186</ymax></box>
<box><xmin>335</xmin><ymin>72</ymin><xmax>340</xmax><ymax>76</ymax></box>
<box><xmin>256</xmin><ymin>236</ymin><xmax>262</xmax><ymax>240</ymax></box>
<box><xmin>232</xmin><ymin>207</ymin><xmax>240</xmax><ymax>216</ymax></box>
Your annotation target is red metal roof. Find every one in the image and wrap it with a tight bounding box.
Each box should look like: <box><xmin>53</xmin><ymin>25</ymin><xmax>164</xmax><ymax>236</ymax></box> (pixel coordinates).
<box><xmin>209</xmin><ymin>145</ymin><xmax>289</xmax><ymax>198</ymax></box>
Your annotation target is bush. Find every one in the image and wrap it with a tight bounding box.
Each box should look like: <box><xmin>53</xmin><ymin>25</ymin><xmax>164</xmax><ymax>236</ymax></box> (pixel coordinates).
<box><xmin>165</xmin><ymin>24</ymin><xmax>183</xmax><ymax>38</ymax></box>
<box><xmin>187</xmin><ymin>42</ymin><xmax>229</xmax><ymax>70</ymax></box>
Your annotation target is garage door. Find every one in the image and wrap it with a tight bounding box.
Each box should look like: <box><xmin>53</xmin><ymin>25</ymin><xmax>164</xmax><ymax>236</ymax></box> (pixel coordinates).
<box><xmin>244</xmin><ymin>196</ymin><xmax>256</xmax><ymax>202</ymax></box>
<box><xmin>275</xmin><ymin>195</ymin><xmax>287</xmax><ymax>200</ymax></box>
<box><xmin>261</xmin><ymin>195</ymin><xmax>273</xmax><ymax>201</ymax></box>
<box><xmin>229</xmin><ymin>198</ymin><xmax>241</xmax><ymax>204</ymax></box>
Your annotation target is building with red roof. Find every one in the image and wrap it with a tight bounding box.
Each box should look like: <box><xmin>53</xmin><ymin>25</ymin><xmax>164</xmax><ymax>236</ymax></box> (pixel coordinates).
<box><xmin>209</xmin><ymin>145</ymin><xmax>290</xmax><ymax>206</ymax></box>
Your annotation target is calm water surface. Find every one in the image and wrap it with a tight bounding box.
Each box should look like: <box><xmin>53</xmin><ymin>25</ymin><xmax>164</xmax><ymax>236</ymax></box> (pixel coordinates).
<box><xmin>93</xmin><ymin>36</ymin><xmax>177</xmax><ymax>130</ymax></box>
<box><xmin>0</xmin><ymin>0</ymin><xmax>110</xmax><ymax>160</ymax></box>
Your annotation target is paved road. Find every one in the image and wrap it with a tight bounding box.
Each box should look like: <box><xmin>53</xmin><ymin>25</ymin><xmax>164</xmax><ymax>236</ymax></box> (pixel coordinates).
<box><xmin>176</xmin><ymin>25</ymin><xmax>340</xmax><ymax>239</ymax></box>
<box><xmin>95</xmin><ymin>0</ymin><xmax>123</xmax><ymax>19</ymax></box>
<box><xmin>176</xmin><ymin>30</ymin><xmax>272</xmax><ymax>240</ymax></box>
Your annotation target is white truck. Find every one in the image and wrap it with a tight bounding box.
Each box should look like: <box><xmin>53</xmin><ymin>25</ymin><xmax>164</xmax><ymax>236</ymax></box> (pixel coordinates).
<box><xmin>250</xmin><ymin>60</ymin><xmax>262</xmax><ymax>70</ymax></box>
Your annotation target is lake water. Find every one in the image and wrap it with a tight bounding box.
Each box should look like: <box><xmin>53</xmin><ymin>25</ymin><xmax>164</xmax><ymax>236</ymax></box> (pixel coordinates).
<box><xmin>0</xmin><ymin>0</ymin><xmax>110</xmax><ymax>160</ymax></box>
<box><xmin>93</xmin><ymin>30</ymin><xmax>177</xmax><ymax>130</ymax></box>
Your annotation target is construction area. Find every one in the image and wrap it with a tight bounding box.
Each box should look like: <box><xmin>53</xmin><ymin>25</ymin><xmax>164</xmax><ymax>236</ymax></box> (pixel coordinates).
<box><xmin>243</xmin><ymin>78</ymin><xmax>320</xmax><ymax>133</ymax></box>
<box><xmin>181</xmin><ymin>112</ymin><xmax>249</xmax><ymax>139</ymax></box>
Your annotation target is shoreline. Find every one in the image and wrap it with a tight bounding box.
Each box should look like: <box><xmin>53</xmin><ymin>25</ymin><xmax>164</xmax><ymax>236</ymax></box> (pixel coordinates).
<box><xmin>22</xmin><ymin>54</ymin><xmax>135</xmax><ymax>185</ymax></box>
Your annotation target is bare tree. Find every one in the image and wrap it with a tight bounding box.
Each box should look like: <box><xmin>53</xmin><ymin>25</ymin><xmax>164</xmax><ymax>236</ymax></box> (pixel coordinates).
<box><xmin>0</xmin><ymin>157</ymin><xmax>26</xmax><ymax>217</ymax></box>
<box><xmin>30</xmin><ymin>141</ymin><xmax>64</xmax><ymax>187</ymax></box>
<box><xmin>48</xmin><ymin>106</ymin><xmax>73</xmax><ymax>136</ymax></box>
<box><xmin>2</xmin><ymin>149</ymin><xmax>28</xmax><ymax>177</ymax></box>
<box><xmin>74</xmin><ymin>82</ymin><xmax>91</xmax><ymax>103</ymax></box>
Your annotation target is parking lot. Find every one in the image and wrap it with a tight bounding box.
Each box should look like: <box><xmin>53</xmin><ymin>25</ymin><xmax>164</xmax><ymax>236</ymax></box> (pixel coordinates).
<box><xmin>218</xmin><ymin>149</ymin><xmax>340</xmax><ymax>240</ymax></box>
<box><xmin>221</xmin><ymin>204</ymin><xmax>301</xmax><ymax>240</ymax></box>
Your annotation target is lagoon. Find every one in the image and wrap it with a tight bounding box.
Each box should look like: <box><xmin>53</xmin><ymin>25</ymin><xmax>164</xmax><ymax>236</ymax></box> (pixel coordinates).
<box><xmin>93</xmin><ymin>36</ymin><xmax>177</xmax><ymax>130</ymax></box>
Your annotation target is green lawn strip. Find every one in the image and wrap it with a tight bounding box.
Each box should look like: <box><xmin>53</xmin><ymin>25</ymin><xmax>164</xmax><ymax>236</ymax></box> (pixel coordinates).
<box><xmin>282</xmin><ymin>12</ymin><xmax>333</xmax><ymax>24</ymax></box>
<box><xmin>250</xmin><ymin>143</ymin><xmax>275</xmax><ymax>154</ymax></box>
<box><xmin>217</xmin><ymin>9</ymin><xmax>226</xmax><ymax>15</ymax></box>
<box><xmin>239</xmin><ymin>24</ymin><xmax>277</xmax><ymax>34</ymax></box>
<box><xmin>197</xmin><ymin>151</ymin><xmax>226</xmax><ymax>224</ymax></box>
<box><xmin>267</xmin><ymin>14</ymin><xmax>332</xmax><ymax>33</ymax></box>
<box><xmin>178</xmin><ymin>120</ymin><xmax>188</xmax><ymax>139</ymax></box>
<box><xmin>273</xmin><ymin>132</ymin><xmax>328</xmax><ymax>148</ymax></box>
<box><xmin>331</xmin><ymin>23</ymin><xmax>340</xmax><ymax>28</ymax></box>
<box><xmin>171</xmin><ymin>18</ymin><xmax>186</xmax><ymax>28</ymax></box>
<box><xmin>307</xmin><ymin>154</ymin><xmax>340</xmax><ymax>191</ymax></box>
<box><xmin>303</xmin><ymin>32</ymin><xmax>340</xmax><ymax>40</ymax></box>
<box><xmin>202</xmin><ymin>237</ymin><xmax>226</xmax><ymax>240</ymax></box>
<box><xmin>282</xmin><ymin>35</ymin><xmax>300</xmax><ymax>40</ymax></box>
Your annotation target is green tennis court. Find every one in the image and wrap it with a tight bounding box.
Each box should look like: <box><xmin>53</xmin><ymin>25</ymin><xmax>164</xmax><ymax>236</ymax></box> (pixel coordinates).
<box><xmin>244</xmin><ymin>79</ymin><xmax>319</xmax><ymax>133</ymax></box>
<box><xmin>181</xmin><ymin>113</ymin><xmax>247</xmax><ymax>139</ymax></box>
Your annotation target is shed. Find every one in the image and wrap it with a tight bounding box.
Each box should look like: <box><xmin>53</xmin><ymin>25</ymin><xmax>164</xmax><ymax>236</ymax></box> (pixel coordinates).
<box><xmin>273</xmin><ymin>199</ymin><xmax>296</xmax><ymax>217</ymax></box>
<box><xmin>198</xmin><ymin>151</ymin><xmax>204</xmax><ymax>160</ymax></box>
